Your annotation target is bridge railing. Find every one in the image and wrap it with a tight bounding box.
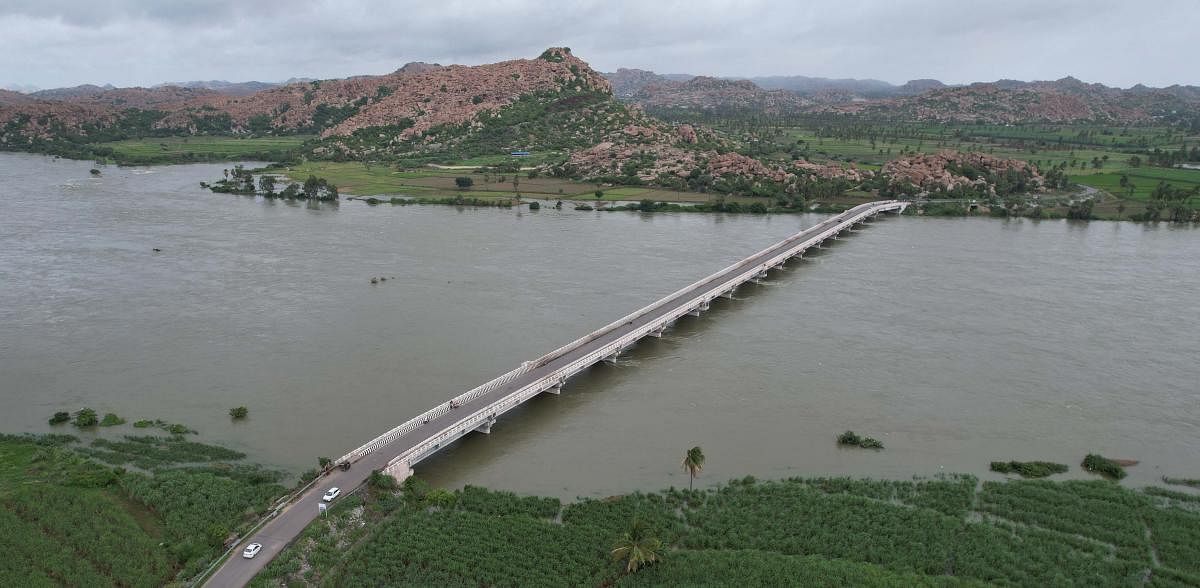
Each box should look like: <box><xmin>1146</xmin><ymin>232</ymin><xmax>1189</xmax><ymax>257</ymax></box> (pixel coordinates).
<box><xmin>339</xmin><ymin>201</ymin><xmax>903</xmax><ymax>466</ymax></box>
<box><xmin>334</xmin><ymin>362</ymin><xmax>533</xmax><ymax>465</ymax></box>
<box><xmin>385</xmin><ymin>201</ymin><xmax>904</xmax><ymax>472</ymax></box>
<box><xmin>526</xmin><ymin>201</ymin><xmax>895</xmax><ymax>371</ymax></box>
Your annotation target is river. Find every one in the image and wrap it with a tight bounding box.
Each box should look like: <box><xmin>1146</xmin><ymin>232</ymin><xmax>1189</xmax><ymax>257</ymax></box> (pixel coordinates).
<box><xmin>2</xmin><ymin>153</ymin><xmax>1197</xmax><ymax>497</ymax></box>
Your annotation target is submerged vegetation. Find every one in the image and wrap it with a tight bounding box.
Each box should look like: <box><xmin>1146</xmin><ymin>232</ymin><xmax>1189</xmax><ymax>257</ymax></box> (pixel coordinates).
<box><xmin>837</xmin><ymin>430</ymin><xmax>885</xmax><ymax>449</ymax></box>
<box><xmin>253</xmin><ymin>473</ymin><xmax>1200</xmax><ymax>587</ymax></box>
<box><xmin>1082</xmin><ymin>454</ymin><xmax>1130</xmax><ymax>480</ymax></box>
<box><xmin>990</xmin><ymin>460</ymin><xmax>1070</xmax><ymax>478</ymax></box>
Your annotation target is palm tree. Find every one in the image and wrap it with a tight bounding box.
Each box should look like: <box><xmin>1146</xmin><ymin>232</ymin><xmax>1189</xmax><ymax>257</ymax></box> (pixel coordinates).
<box><xmin>611</xmin><ymin>518</ymin><xmax>662</xmax><ymax>574</ymax></box>
<box><xmin>682</xmin><ymin>446</ymin><xmax>705</xmax><ymax>490</ymax></box>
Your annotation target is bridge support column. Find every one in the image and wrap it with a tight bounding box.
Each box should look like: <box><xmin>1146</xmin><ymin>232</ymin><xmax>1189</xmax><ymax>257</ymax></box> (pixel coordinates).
<box><xmin>603</xmin><ymin>352</ymin><xmax>619</xmax><ymax>364</ymax></box>
<box><xmin>687</xmin><ymin>301</ymin><xmax>710</xmax><ymax>316</ymax></box>
<box><xmin>544</xmin><ymin>378</ymin><xmax>566</xmax><ymax>394</ymax></box>
<box><xmin>648</xmin><ymin>325</ymin><xmax>667</xmax><ymax>337</ymax></box>
<box><xmin>475</xmin><ymin>415</ymin><xmax>497</xmax><ymax>434</ymax></box>
<box><xmin>720</xmin><ymin>288</ymin><xmax>736</xmax><ymax>300</ymax></box>
<box><xmin>384</xmin><ymin>460</ymin><xmax>414</xmax><ymax>483</ymax></box>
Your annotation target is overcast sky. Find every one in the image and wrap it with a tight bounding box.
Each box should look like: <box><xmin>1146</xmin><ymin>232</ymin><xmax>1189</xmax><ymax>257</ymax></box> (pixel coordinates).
<box><xmin>2</xmin><ymin>0</ymin><xmax>1197</xmax><ymax>90</ymax></box>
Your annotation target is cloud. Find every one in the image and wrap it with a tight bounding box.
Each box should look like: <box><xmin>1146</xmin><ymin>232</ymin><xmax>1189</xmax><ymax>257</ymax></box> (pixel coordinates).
<box><xmin>1</xmin><ymin>0</ymin><xmax>1197</xmax><ymax>89</ymax></box>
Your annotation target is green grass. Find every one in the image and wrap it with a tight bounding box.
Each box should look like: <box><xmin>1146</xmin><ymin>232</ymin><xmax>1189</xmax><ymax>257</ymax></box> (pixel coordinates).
<box><xmin>96</xmin><ymin>135</ymin><xmax>312</xmax><ymax>164</ymax></box>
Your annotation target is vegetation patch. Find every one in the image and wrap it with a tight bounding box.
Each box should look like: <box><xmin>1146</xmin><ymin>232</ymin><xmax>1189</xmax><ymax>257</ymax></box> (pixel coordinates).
<box><xmin>1081</xmin><ymin>453</ymin><xmax>1128</xmax><ymax>480</ymax></box>
<box><xmin>990</xmin><ymin>460</ymin><xmax>1069</xmax><ymax>478</ymax></box>
<box><xmin>1163</xmin><ymin>477</ymin><xmax>1200</xmax><ymax>489</ymax></box>
<box><xmin>254</xmin><ymin>473</ymin><xmax>1200</xmax><ymax>587</ymax></box>
<box><xmin>0</xmin><ymin>432</ymin><xmax>285</xmax><ymax>585</ymax></box>
<box><xmin>837</xmin><ymin>430</ymin><xmax>885</xmax><ymax>449</ymax></box>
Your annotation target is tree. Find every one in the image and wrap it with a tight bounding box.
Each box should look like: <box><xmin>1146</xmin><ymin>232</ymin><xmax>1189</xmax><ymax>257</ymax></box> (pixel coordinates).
<box><xmin>48</xmin><ymin>411</ymin><xmax>70</xmax><ymax>425</ymax></box>
<box><xmin>73</xmin><ymin>408</ymin><xmax>98</xmax><ymax>428</ymax></box>
<box><xmin>258</xmin><ymin>175</ymin><xmax>277</xmax><ymax>196</ymax></box>
<box><xmin>611</xmin><ymin>518</ymin><xmax>663</xmax><ymax>574</ymax></box>
<box><xmin>303</xmin><ymin>175</ymin><xmax>323</xmax><ymax>199</ymax></box>
<box><xmin>368</xmin><ymin>469</ymin><xmax>399</xmax><ymax>493</ymax></box>
<box><xmin>454</xmin><ymin>176</ymin><xmax>473</xmax><ymax>190</ymax></box>
<box><xmin>279</xmin><ymin>183</ymin><xmax>300</xmax><ymax>199</ymax></box>
<box><xmin>229</xmin><ymin>406</ymin><xmax>248</xmax><ymax>419</ymax></box>
<box><xmin>682</xmin><ymin>446</ymin><xmax>705</xmax><ymax>490</ymax></box>
<box><xmin>318</xmin><ymin>456</ymin><xmax>332</xmax><ymax>469</ymax></box>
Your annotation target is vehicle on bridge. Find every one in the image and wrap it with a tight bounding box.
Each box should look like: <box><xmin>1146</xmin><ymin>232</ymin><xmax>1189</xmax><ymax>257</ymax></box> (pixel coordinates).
<box><xmin>242</xmin><ymin>543</ymin><xmax>262</xmax><ymax>559</ymax></box>
<box><xmin>322</xmin><ymin>487</ymin><xmax>341</xmax><ymax>501</ymax></box>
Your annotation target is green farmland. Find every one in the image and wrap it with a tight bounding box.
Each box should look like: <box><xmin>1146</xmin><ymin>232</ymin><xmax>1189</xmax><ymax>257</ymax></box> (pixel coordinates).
<box><xmin>253</xmin><ymin>474</ymin><xmax>1200</xmax><ymax>587</ymax></box>
<box><xmin>279</xmin><ymin>161</ymin><xmax>734</xmax><ymax>203</ymax></box>
<box><xmin>96</xmin><ymin>135</ymin><xmax>313</xmax><ymax>165</ymax></box>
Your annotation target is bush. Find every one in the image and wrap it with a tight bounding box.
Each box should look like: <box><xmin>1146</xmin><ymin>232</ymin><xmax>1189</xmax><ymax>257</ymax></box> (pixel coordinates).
<box><xmin>49</xmin><ymin>411</ymin><xmax>71</xmax><ymax>425</ymax></box>
<box><xmin>1081</xmin><ymin>454</ymin><xmax>1126</xmax><ymax>480</ymax></box>
<box><xmin>298</xmin><ymin>468</ymin><xmax>321</xmax><ymax>485</ymax></box>
<box><xmin>99</xmin><ymin>413</ymin><xmax>126</xmax><ymax>427</ymax></box>
<box><xmin>454</xmin><ymin>176</ymin><xmax>473</xmax><ymax>189</ymax></box>
<box><xmin>229</xmin><ymin>406</ymin><xmax>249</xmax><ymax>419</ymax></box>
<box><xmin>837</xmin><ymin>431</ymin><xmax>884</xmax><ymax>449</ymax></box>
<box><xmin>73</xmin><ymin>408</ymin><xmax>99</xmax><ymax>428</ymax></box>
<box><xmin>859</xmin><ymin>437</ymin><xmax>884</xmax><ymax>449</ymax></box>
<box><xmin>990</xmin><ymin>461</ymin><xmax>1069</xmax><ymax>478</ymax></box>
<box><xmin>132</xmin><ymin>419</ymin><xmax>154</xmax><ymax>428</ymax></box>
<box><xmin>528</xmin><ymin>200</ymin><xmax>541</xmax><ymax>210</ymax></box>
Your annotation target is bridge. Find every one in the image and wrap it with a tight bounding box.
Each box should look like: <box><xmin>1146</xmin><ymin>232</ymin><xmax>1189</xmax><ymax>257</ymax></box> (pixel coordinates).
<box><xmin>204</xmin><ymin>199</ymin><xmax>908</xmax><ymax>587</ymax></box>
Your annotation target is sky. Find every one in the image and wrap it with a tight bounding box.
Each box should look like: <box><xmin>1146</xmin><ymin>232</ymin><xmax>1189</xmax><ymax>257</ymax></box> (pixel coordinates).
<box><xmin>2</xmin><ymin>0</ymin><xmax>1198</xmax><ymax>91</ymax></box>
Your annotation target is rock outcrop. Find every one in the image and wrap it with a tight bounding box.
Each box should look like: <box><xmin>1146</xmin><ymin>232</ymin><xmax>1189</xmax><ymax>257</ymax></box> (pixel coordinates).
<box><xmin>882</xmin><ymin>151</ymin><xmax>1044</xmax><ymax>194</ymax></box>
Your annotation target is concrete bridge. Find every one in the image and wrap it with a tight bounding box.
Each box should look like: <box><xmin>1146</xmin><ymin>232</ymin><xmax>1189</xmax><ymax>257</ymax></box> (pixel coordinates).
<box><xmin>204</xmin><ymin>199</ymin><xmax>908</xmax><ymax>587</ymax></box>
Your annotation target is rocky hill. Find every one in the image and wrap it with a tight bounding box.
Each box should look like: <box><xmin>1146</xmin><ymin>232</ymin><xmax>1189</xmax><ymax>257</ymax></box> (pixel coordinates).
<box><xmin>629</xmin><ymin>76</ymin><xmax>811</xmax><ymax>115</ymax></box>
<box><xmin>604</xmin><ymin>68</ymin><xmax>694</xmax><ymax>98</ymax></box>
<box><xmin>154</xmin><ymin>80</ymin><xmax>280</xmax><ymax>96</ymax></box>
<box><xmin>821</xmin><ymin>77</ymin><xmax>1200</xmax><ymax>124</ymax></box>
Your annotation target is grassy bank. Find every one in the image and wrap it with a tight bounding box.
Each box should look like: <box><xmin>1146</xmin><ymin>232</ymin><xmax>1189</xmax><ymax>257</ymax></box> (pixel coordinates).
<box><xmin>252</xmin><ymin>474</ymin><xmax>1200</xmax><ymax>587</ymax></box>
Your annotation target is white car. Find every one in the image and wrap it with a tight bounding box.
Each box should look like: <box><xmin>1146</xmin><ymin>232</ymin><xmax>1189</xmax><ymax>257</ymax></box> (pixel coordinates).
<box><xmin>242</xmin><ymin>542</ymin><xmax>262</xmax><ymax>559</ymax></box>
<box><xmin>322</xmin><ymin>487</ymin><xmax>341</xmax><ymax>502</ymax></box>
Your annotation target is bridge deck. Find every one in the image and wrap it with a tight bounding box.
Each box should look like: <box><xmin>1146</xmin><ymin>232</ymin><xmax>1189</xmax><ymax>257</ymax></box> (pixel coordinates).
<box><xmin>205</xmin><ymin>200</ymin><xmax>906</xmax><ymax>587</ymax></box>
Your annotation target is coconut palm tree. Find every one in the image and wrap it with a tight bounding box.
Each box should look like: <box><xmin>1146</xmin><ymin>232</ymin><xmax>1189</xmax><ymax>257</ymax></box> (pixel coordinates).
<box><xmin>682</xmin><ymin>446</ymin><xmax>705</xmax><ymax>490</ymax></box>
<box><xmin>611</xmin><ymin>518</ymin><xmax>662</xmax><ymax>574</ymax></box>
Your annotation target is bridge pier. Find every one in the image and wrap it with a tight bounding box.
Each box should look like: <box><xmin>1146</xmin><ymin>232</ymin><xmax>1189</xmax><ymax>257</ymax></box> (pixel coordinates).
<box><xmin>687</xmin><ymin>300</ymin><xmax>710</xmax><ymax>316</ymax></box>
<box><xmin>647</xmin><ymin>325</ymin><xmax>668</xmax><ymax>337</ymax></box>
<box><xmin>384</xmin><ymin>460</ymin><xmax>414</xmax><ymax>483</ymax></box>
<box><xmin>602</xmin><ymin>352</ymin><xmax>620</xmax><ymax>364</ymax></box>
<box><xmin>475</xmin><ymin>414</ymin><xmax>498</xmax><ymax>434</ymax></box>
<box><xmin>544</xmin><ymin>378</ymin><xmax>566</xmax><ymax>394</ymax></box>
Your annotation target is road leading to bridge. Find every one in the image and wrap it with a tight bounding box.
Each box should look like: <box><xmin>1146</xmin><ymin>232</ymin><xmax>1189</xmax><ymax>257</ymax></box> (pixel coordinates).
<box><xmin>204</xmin><ymin>200</ymin><xmax>908</xmax><ymax>587</ymax></box>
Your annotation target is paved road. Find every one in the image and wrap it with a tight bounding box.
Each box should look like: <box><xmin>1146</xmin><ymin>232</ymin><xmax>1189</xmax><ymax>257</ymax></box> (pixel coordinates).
<box><xmin>205</xmin><ymin>201</ymin><xmax>899</xmax><ymax>587</ymax></box>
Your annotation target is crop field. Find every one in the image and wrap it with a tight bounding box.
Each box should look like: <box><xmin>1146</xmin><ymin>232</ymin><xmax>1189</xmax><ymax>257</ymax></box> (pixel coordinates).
<box><xmin>253</xmin><ymin>474</ymin><xmax>1200</xmax><ymax>587</ymax></box>
<box><xmin>281</xmin><ymin>161</ymin><xmax>726</xmax><ymax>203</ymax></box>
<box><xmin>96</xmin><ymin>135</ymin><xmax>312</xmax><ymax>164</ymax></box>
<box><xmin>0</xmin><ymin>432</ymin><xmax>287</xmax><ymax>585</ymax></box>
<box><xmin>1074</xmin><ymin>167</ymin><xmax>1200</xmax><ymax>202</ymax></box>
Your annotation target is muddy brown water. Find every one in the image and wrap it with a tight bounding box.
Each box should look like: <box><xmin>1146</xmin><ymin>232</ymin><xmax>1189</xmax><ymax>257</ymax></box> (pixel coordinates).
<box><xmin>2</xmin><ymin>153</ymin><xmax>1197</xmax><ymax>498</ymax></box>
